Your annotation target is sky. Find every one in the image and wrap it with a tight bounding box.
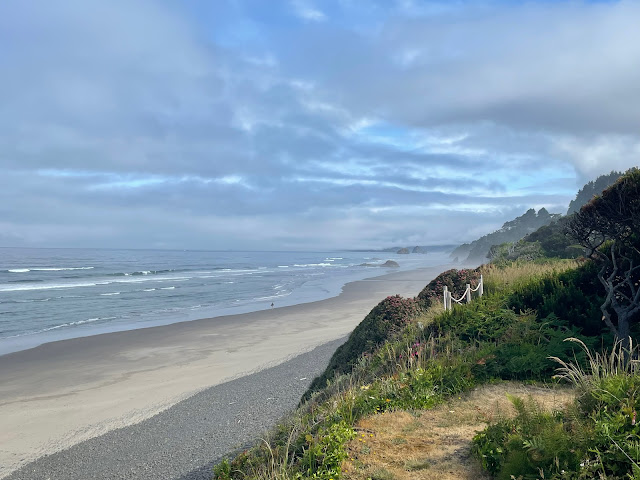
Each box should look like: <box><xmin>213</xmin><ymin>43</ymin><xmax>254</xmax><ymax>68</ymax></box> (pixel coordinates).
<box><xmin>1</xmin><ymin>0</ymin><xmax>639</xmax><ymax>251</ymax></box>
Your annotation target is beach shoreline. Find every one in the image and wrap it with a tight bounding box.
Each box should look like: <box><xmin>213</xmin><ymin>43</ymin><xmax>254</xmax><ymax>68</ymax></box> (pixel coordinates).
<box><xmin>0</xmin><ymin>264</ymin><xmax>450</xmax><ymax>479</ymax></box>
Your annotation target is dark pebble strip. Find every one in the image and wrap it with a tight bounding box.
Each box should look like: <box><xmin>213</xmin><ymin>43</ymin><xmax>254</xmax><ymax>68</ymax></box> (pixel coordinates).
<box><xmin>6</xmin><ymin>337</ymin><xmax>345</xmax><ymax>480</ymax></box>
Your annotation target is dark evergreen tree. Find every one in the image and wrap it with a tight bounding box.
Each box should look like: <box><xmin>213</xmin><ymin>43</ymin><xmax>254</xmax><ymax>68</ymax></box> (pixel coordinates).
<box><xmin>566</xmin><ymin>168</ymin><xmax>640</xmax><ymax>350</ymax></box>
<box><xmin>567</xmin><ymin>171</ymin><xmax>623</xmax><ymax>215</ymax></box>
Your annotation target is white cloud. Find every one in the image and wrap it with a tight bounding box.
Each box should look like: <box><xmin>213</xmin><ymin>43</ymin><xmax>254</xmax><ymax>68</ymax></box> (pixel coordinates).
<box><xmin>1</xmin><ymin>0</ymin><xmax>637</xmax><ymax>249</ymax></box>
<box><xmin>290</xmin><ymin>0</ymin><xmax>327</xmax><ymax>21</ymax></box>
<box><xmin>552</xmin><ymin>134</ymin><xmax>640</xmax><ymax>178</ymax></box>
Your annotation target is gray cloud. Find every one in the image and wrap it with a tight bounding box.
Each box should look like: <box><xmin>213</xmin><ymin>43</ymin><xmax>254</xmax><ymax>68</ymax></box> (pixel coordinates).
<box><xmin>0</xmin><ymin>0</ymin><xmax>637</xmax><ymax>250</ymax></box>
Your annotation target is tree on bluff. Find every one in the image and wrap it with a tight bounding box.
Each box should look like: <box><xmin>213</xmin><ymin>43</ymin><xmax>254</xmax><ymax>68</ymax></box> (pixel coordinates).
<box><xmin>567</xmin><ymin>168</ymin><xmax>640</xmax><ymax>350</ymax></box>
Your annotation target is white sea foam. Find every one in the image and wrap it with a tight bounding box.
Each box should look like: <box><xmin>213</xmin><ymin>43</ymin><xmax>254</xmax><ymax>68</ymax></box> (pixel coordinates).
<box><xmin>100</xmin><ymin>292</ymin><xmax>121</xmax><ymax>296</ymax></box>
<box><xmin>33</xmin><ymin>267</ymin><xmax>94</xmax><ymax>271</ymax></box>
<box><xmin>7</xmin><ymin>267</ymin><xmax>94</xmax><ymax>273</ymax></box>
<box><xmin>2</xmin><ymin>316</ymin><xmax>114</xmax><ymax>339</ymax></box>
<box><xmin>293</xmin><ymin>263</ymin><xmax>333</xmax><ymax>267</ymax></box>
<box><xmin>160</xmin><ymin>286</ymin><xmax>175</xmax><ymax>290</ymax></box>
<box><xmin>0</xmin><ymin>282</ymin><xmax>100</xmax><ymax>292</ymax></box>
<box><xmin>254</xmin><ymin>291</ymin><xmax>292</xmax><ymax>301</ymax></box>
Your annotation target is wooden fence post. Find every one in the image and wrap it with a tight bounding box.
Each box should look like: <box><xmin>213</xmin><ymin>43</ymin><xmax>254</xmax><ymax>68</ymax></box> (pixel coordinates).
<box><xmin>443</xmin><ymin>286</ymin><xmax>448</xmax><ymax>310</ymax></box>
<box><xmin>466</xmin><ymin>284</ymin><xmax>471</xmax><ymax>303</ymax></box>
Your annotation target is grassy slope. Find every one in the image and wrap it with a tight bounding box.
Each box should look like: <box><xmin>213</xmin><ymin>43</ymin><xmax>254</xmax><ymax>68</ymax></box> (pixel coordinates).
<box><xmin>212</xmin><ymin>258</ymin><xmax>616</xmax><ymax>480</ymax></box>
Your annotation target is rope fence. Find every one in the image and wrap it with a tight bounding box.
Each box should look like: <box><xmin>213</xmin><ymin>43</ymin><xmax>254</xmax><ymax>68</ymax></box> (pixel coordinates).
<box><xmin>443</xmin><ymin>275</ymin><xmax>483</xmax><ymax>311</ymax></box>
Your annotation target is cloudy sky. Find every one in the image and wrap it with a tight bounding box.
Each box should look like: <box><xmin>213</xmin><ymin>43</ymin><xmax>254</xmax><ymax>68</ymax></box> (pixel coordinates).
<box><xmin>1</xmin><ymin>0</ymin><xmax>639</xmax><ymax>250</ymax></box>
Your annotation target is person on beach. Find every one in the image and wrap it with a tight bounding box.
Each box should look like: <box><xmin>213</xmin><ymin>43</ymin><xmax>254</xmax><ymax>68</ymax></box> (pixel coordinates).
<box><xmin>271</xmin><ymin>302</ymin><xmax>274</xmax><ymax>308</ymax></box>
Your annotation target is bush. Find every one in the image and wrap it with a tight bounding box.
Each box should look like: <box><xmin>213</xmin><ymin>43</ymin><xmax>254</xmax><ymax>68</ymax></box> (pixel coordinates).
<box><xmin>488</xmin><ymin>240</ymin><xmax>544</xmax><ymax>264</ymax></box>
<box><xmin>506</xmin><ymin>260</ymin><xmax>607</xmax><ymax>338</ymax></box>
<box><xmin>523</xmin><ymin>216</ymin><xmax>584</xmax><ymax>258</ymax></box>
<box><xmin>416</xmin><ymin>268</ymin><xmax>481</xmax><ymax>309</ymax></box>
<box><xmin>474</xmin><ymin>341</ymin><xmax>640</xmax><ymax>480</ymax></box>
<box><xmin>304</xmin><ymin>295</ymin><xmax>420</xmax><ymax>399</ymax></box>
<box><xmin>473</xmin><ymin>395</ymin><xmax>579</xmax><ymax>480</ymax></box>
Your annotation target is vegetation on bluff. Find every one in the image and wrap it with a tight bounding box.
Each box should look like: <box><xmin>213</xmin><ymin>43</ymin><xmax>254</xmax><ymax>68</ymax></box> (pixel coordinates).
<box><xmin>212</xmin><ymin>168</ymin><xmax>640</xmax><ymax>480</ymax></box>
<box><xmin>567</xmin><ymin>168</ymin><xmax>640</xmax><ymax>349</ymax></box>
<box><xmin>456</xmin><ymin>170</ymin><xmax>626</xmax><ymax>265</ymax></box>
<box><xmin>213</xmin><ymin>259</ymin><xmax>610</xmax><ymax>480</ymax></box>
<box><xmin>567</xmin><ymin>170</ymin><xmax>623</xmax><ymax>215</ymax></box>
<box><xmin>451</xmin><ymin>208</ymin><xmax>561</xmax><ymax>262</ymax></box>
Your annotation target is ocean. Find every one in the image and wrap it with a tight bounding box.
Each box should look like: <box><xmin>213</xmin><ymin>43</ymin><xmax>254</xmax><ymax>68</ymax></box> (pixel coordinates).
<box><xmin>0</xmin><ymin>248</ymin><xmax>448</xmax><ymax>355</ymax></box>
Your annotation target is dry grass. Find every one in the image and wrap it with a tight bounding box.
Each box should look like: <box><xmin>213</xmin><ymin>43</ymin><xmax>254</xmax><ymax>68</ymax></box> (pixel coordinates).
<box><xmin>480</xmin><ymin>259</ymin><xmax>577</xmax><ymax>295</ymax></box>
<box><xmin>341</xmin><ymin>382</ymin><xmax>575</xmax><ymax>480</ymax></box>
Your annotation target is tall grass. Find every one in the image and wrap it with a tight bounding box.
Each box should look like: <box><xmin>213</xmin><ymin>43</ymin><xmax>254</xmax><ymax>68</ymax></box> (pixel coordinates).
<box><xmin>551</xmin><ymin>337</ymin><xmax>640</xmax><ymax>391</ymax></box>
<box><xmin>481</xmin><ymin>258</ymin><xmax>576</xmax><ymax>295</ymax></box>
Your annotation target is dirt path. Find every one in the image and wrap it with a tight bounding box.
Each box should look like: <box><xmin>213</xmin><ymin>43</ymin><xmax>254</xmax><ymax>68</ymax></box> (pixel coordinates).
<box><xmin>342</xmin><ymin>382</ymin><xmax>575</xmax><ymax>480</ymax></box>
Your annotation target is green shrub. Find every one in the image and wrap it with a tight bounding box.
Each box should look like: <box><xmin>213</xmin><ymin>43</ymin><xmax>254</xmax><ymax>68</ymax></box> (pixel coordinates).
<box><xmin>304</xmin><ymin>295</ymin><xmax>420</xmax><ymax>400</ymax></box>
<box><xmin>215</xmin><ymin>258</ymin><xmax>624</xmax><ymax>480</ymax></box>
<box><xmin>474</xmin><ymin>341</ymin><xmax>640</xmax><ymax>480</ymax></box>
<box><xmin>416</xmin><ymin>268</ymin><xmax>481</xmax><ymax>309</ymax></box>
<box><xmin>472</xmin><ymin>395</ymin><xmax>580</xmax><ymax>479</ymax></box>
<box><xmin>506</xmin><ymin>260</ymin><xmax>607</xmax><ymax>338</ymax></box>
<box><xmin>297</xmin><ymin>421</ymin><xmax>356</xmax><ymax>479</ymax></box>
<box><xmin>488</xmin><ymin>240</ymin><xmax>545</xmax><ymax>264</ymax></box>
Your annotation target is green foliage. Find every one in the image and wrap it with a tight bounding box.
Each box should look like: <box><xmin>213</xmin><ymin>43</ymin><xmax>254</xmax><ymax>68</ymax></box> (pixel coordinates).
<box><xmin>567</xmin><ymin>167</ymin><xmax>640</xmax><ymax>347</ymax></box>
<box><xmin>452</xmin><ymin>208</ymin><xmax>561</xmax><ymax>262</ymax></box>
<box><xmin>523</xmin><ymin>216</ymin><xmax>584</xmax><ymax>258</ymax></box>
<box><xmin>488</xmin><ymin>240</ymin><xmax>544</xmax><ymax>264</ymax></box>
<box><xmin>215</xmin><ymin>253</ymin><xmax>623</xmax><ymax>480</ymax></box>
<box><xmin>474</xmin><ymin>342</ymin><xmax>640</xmax><ymax>480</ymax></box>
<box><xmin>567</xmin><ymin>170</ymin><xmax>624</xmax><ymax>215</ymax></box>
<box><xmin>416</xmin><ymin>268</ymin><xmax>481</xmax><ymax>309</ymax></box>
<box><xmin>472</xmin><ymin>396</ymin><xmax>580</xmax><ymax>479</ymax></box>
<box><xmin>433</xmin><ymin>296</ymin><xmax>593</xmax><ymax>380</ymax></box>
<box><xmin>297</xmin><ymin>421</ymin><xmax>356</xmax><ymax>479</ymax></box>
<box><xmin>304</xmin><ymin>295</ymin><xmax>421</xmax><ymax>400</ymax></box>
<box><xmin>506</xmin><ymin>260</ymin><xmax>607</xmax><ymax>337</ymax></box>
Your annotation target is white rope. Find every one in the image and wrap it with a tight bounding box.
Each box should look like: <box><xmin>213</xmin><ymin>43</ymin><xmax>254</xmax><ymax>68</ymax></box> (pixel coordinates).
<box><xmin>451</xmin><ymin>287</ymin><xmax>469</xmax><ymax>304</ymax></box>
<box><xmin>444</xmin><ymin>276</ymin><xmax>483</xmax><ymax>310</ymax></box>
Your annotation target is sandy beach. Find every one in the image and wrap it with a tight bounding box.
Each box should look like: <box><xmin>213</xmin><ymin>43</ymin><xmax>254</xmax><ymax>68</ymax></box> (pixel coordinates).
<box><xmin>0</xmin><ymin>265</ymin><xmax>449</xmax><ymax>479</ymax></box>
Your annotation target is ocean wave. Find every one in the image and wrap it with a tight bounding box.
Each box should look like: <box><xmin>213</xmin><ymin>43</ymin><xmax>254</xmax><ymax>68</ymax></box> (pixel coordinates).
<box><xmin>7</xmin><ymin>267</ymin><xmax>94</xmax><ymax>273</ymax></box>
<box><xmin>253</xmin><ymin>291</ymin><xmax>292</xmax><ymax>301</ymax></box>
<box><xmin>100</xmin><ymin>292</ymin><xmax>121</xmax><ymax>296</ymax></box>
<box><xmin>0</xmin><ymin>281</ymin><xmax>101</xmax><ymax>292</ymax></box>
<box><xmin>0</xmin><ymin>274</ymin><xmax>192</xmax><ymax>292</ymax></box>
<box><xmin>108</xmin><ymin>269</ymin><xmax>175</xmax><ymax>277</ymax></box>
<box><xmin>160</xmin><ymin>286</ymin><xmax>175</xmax><ymax>290</ymax></box>
<box><xmin>293</xmin><ymin>263</ymin><xmax>333</xmax><ymax>267</ymax></box>
<box><xmin>1</xmin><ymin>316</ymin><xmax>116</xmax><ymax>339</ymax></box>
<box><xmin>15</xmin><ymin>297</ymin><xmax>52</xmax><ymax>303</ymax></box>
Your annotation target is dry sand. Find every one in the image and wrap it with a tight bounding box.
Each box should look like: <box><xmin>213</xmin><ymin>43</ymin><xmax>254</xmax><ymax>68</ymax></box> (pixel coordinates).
<box><xmin>0</xmin><ymin>265</ymin><xmax>449</xmax><ymax>478</ymax></box>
